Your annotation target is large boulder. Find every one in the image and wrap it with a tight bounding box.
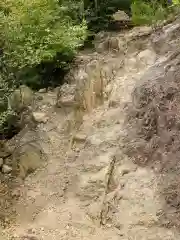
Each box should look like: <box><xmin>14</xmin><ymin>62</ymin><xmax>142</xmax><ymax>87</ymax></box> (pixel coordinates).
<box><xmin>151</xmin><ymin>21</ymin><xmax>180</xmax><ymax>55</ymax></box>
<box><xmin>6</xmin><ymin>128</ymin><xmax>45</xmax><ymax>179</ymax></box>
<box><xmin>13</xmin><ymin>144</ymin><xmax>43</xmax><ymax>179</ymax></box>
<box><xmin>112</xmin><ymin>10</ymin><xmax>130</xmax><ymax>21</ymax></box>
<box><xmin>9</xmin><ymin>85</ymin><xmax>34</xmax><ymax>112</ymax></box>
<box><xmin>0</xmin><ymin>85</ymin><xmax>34</xmax><ymax>138</ymax></box>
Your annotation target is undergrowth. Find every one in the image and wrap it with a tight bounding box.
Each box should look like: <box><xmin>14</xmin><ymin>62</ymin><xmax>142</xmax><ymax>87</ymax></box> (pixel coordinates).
<box><xmin>131</xmin><ymin>0</ymin><xmax>175</xmax><ymax>25</ymax></box>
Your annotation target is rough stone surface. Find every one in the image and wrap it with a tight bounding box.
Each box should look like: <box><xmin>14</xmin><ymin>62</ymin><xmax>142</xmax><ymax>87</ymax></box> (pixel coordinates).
<box><xmin>9</xmin><ymin>85</ymin><xmax>34</xmax><ymax>112</ymax></box>
<box><xmin>112</xmin><ymin>10</ymin><xmax>130</xmax><ymax>21</ymax></box>
<box><xmin>32</xmin><ymin>112</ymin><xmax>48</xmax><ymax>123</ymax></box>
<box><xmin>2</xmin><ymin>164</ymin><xmax>12</xmax><ymax>174</ymax></box>
<box><xmin>38</xmin><ymin>88</ymin><xmax>47</xmax><ymax>93</ymax></box>
<box><xmin>2</xmin><ymin>17</ymin><xmax>180</xmax><ymax>240</ymax></box>
<box><xmin>0</xmin><ymin>158</ymin><xmax>3</xmax><ymax>167</ymax></box>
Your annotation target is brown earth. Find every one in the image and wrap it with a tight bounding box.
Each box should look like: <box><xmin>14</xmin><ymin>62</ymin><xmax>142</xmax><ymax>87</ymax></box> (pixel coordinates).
<box><xmin>1</xmin><ymin>19</ymin><xmax>180</xmax><ymax>240</ymax></box>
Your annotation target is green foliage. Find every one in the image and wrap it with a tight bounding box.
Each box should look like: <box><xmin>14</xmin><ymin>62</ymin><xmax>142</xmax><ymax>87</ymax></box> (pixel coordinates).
<box><xmin>0</xmin><ymin>0</ymin><xmax>87</xmax><ymax>137</ymax></box>
<box><xmin>1</xmin><ymin>0</ymin><xmax>87</xmax><ymax>69</ymax></box>
<box><xmin>84</xmin><ymin>0</ymin><xmax>132</xmax><ymax>32</ymax></box>
<box><xmin>131</xmin><ymin>0</ymin><xmax>172</xmax><ymax>25</ymax></box>
<box><xmin>173</xmin><ymin>0</ymin><xmax>180</xmax><ymax>4</ymax></box>
<box><xmin>0</xmin><ymin>0</ymin><xmax>178</xmax><ymax>137</ymax></box>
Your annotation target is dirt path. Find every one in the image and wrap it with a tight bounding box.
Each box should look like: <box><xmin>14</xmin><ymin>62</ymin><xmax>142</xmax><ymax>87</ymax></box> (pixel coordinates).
<box><xmin>4</xmin><ymin>24</ymin><xmax>180</xmax><ymax>240</ymax></box>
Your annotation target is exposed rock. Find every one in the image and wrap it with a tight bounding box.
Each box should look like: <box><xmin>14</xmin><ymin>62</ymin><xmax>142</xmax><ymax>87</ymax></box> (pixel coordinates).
<box><xmin>38</xmin><ymin>88</ymin><xmax>47</xmax><ymax>93</ymax></box>
<box><xmin>11</xmin><ymin>189</ymin><xmax>21</xmax><ymax>199</ymax></box>
<box><xmin>4</xmin><ymin>158</ymin><xmax>12</xmax><ymax>167</ymax></box>
<box><xmin>58</xmin><ymin>95</ymin><xmax>77</xmax><ymax>107</ymax></box>
<box><xmin>56</xmin><ymin>83</ymin><xmax>76</xmax><ymax>109</ymax></box>
<box><xmin>104</xmin><ymin>84</ymin><xmax>113</xmax><ymax>98</ymax></box>
<box><xmin>36</xmin><ymin>95</ymin><xmax>43</xmax><ymax>101</ymax></box>
<box><xmin>112</xmin><ymin>10</ymin><xmax>130</xmax><ymax>21</ymax></box>
<box><xmin>5</xmin><ymin>85</ymin><xmax>35</xmax><ymax>132</ymax></box>
<box><xmin>20</xmin><ymin>235</ymin><xmax>38</xmax><ymax>240</ymax></box>
<box><xmin>2</xmin><ymin>164</ymin><xmax>12</xmax><ymax>174</ymax></box>
<box><xmin>0</xmin><ymin>158</ymin><xmax>3</xmax><ymax>167</ymax></box>
<box><xmin>109</xmin><ymin>19</ymin><xmax>134</xmax><ymax>31</ymax></box>
<box><xmin>4</xmin><ymin>16</ymin><xmax>180</xmax><ymax>240</ymax></box>
<box><xmin>73</xmin><ymin>133</ymin><xmax>87</xmax><ymax>142</ymax></box>
<box><xmin>108</xmin><ymin>100</ymin><xmax>119</xmax><ymax>108</ymax></box>
<box><xmin>6</xmin><ymin>125</ymin><xmax>45</xmax><ymax>179</ymax></box>
<box><xmin>151</xmin><ymin>22</ymin><xmax>180</xmax><ymax>54</ymax></box>
<box><xmin>9</xmin><ymin>85</ymin><xmax>34</xmax><ymax>112</ymax></box>
<box><xmin>137</xmin><ymin>49</ymin><xmax>157</xmax><ymax>65</ymax></box>
<box><xmin>60</xmin><ymin>83</ymin><xmax>76</xmax><ymax>96</ymax></box>
<box><xmin>0</xmin><ymin>141</ymin><xmax>11</xmax><ymax>158</ymax></box>
<box><xmin>18</xmin><ymin>108</ymin><xmax>36</xmax><ymax>129</ymax></box>
<box><xmin>32</xmin><ymin>112</ymin><xmax>48</xmax><ymax>123</ymax></box>
<box><xmin>18</xmin><ymin>149</ymin><xmax>43</xmax><ymax>179</ymax></box>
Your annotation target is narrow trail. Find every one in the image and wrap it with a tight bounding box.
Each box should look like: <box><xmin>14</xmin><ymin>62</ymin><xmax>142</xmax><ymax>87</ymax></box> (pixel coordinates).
<box><xmin>4</xmin><ymin>23</ymin><xmax>180</xmax><ymax>239</ymax></box>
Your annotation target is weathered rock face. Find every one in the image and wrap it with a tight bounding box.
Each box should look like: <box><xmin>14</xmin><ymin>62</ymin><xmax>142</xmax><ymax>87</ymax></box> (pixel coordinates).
<box><xmin>151</xmin><ymin>21</ymin><xmax>180</xmax><ymax>55</ymax></box>
<box><xmin>0</xmin><ymin>85</ymin><xmax>35</xmax><ymax>139</ymax></box>
<box><xmin>0</xmin><ymin>133</ymin><xmax>43</xmax><ymax>179</ymax></box>
<box><xmin>123</xmin><ymin>20</ymin><xmax>180</xmax><ymax>229</ymax></box>
<box><xmin>2</xmin><ymin>164</ymin><xmax>12</xmax><ymax>174</ymax></box>
<box><xmin>112</xmin><ymin>10</ymin><xmax>130</xmax><ymax>21</ymax></box>
<box><xmin>0</xmin><ymin>158</ymin><xmax>3</xmax><ymax>167</ymax></box>
<box><xmin>56</xmin><ymin>83</ymin><xmax>77</xmax><ymax>110</ymax></box>
<box><xmin>13</xmin><ymin>144</ymin><xmax>43</xmax><ymax>179</ymax></box>
<box><xmin>4</xmin><ymin>127</ymin><xmax>45</xmax><ymax>180</ymax></box>
<box><xmin>0</xmin><ymin>141</ymin><xmax>11</xmax><ymax>158</ymax></box>
<box><xmin>32</xmin><ymin>112</ymin><xmax>48</xmax><ymax>124</ymax></box>
<box><xmin>2</xmin><ymin>14</ymin><xmax>180</xmax><ymax>240</ymax></box>
<box><xmin>9</xmin><ymin>85</ymin><xmax>34</xmax><ymax>112</ymax></box>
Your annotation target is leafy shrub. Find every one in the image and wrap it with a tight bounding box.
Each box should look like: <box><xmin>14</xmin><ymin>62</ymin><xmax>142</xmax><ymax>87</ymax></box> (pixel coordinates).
<box><xmin>1</xmin><ymin>0</ymin><xmax>86</xmax><ymax>69</ymax></box>
<box><xmin>131</xmin><ymin>0</ymin><xmax>173</xmax><ymax>25</ymax></box>
<box><xmin>84</xmin><ymin>0</ymin><xmax>132</xmax><ymax>32</ymax></box>
<box><xmin>0</xmin><ymin>0</ymin><xmax>87</xmax><ymax>137</ymax></box>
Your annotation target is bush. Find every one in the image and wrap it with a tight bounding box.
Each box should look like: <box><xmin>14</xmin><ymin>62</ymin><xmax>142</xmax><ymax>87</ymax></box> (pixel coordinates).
<box><xmin>131</xmin><ymin>0</ymin><xmax>169</xmax><ymax>25</ymax></box>
<box><xmin>1</xmin><ymin>0</ymin><xmax>86</xmax><ymax>69</ymax></box>
<box><xmin>84</xmin><ymin>0</ymin><xmax>132</xmax><ymax>32</ymax></box>
<box><xmin>0</xmin><ymin>0</ymin><xmax>87</xmax><ymax>137</ymax></box>
<box><xmin>131</xmin><ymin>0</ymin><xmax>180</xmax><ymax>26</ymax></box>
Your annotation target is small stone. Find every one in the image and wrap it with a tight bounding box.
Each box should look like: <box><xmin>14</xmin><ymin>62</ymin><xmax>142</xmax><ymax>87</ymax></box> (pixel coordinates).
<box><xmin>57</xmin><ymin>95</ymin><xmax>76</xmax><ymax>108</ymax></box>
<box><xmin>36</xmin><ymin>95</ymin><xmax>43</xmax><ymax>101</ymax></box>
<box><xmin>73</xmin><ymin>133</ymin><xmax>87</xmax><ymax>142</ymax></box>
<box><xmin>66</xmin><ymin>224</ymin><xmax>70</xmax><ymax>230</ymax></box>
<box><xmin>105</xmin><ymin>84</ymin><xmax>113</xmax><ymax>96</ymax></box>
<box><xmin>48</xmin><ymin>87</ymin><xmax>53</xmax><ymax>91</ymax></box>
<box><xmin>108</xmin><ymin>100</ymin><xmax>119</xmax><ymax>108</ymax></box>
<box><xmin>2</xmin><ymin>164</ymin><xmax>12</xmax><ymax>174</ymax></box>
<box><xmin>59</xmin><ymin>190</ymin><xmax>64</xmax><ymax>197</ymax></box>
<box><xmin>32</xmin><ymin>112</ymin><xmax>48</xmax><ymax>123</ymax></box>
<box><xmin>13</xmin><ymin>233</ymin><xmax>19</xmax><ymax>239</ymax></box>
<box><xmin>0</xmin><ymin>158</ymin><xmax>3</xmax><ymax>167</ymax></box>
<box><xmin>113</xmin><ymin>10</ymin><xmax>130</xmax><ymax>21</ymax></box>
<box><xmin>11</xmin><ymin>189</ymin><xmax>21</xmax><ymax>198</ymax></box>
<box><xmin>121</xmin><ymin>169</ymin><xmax>130</xmax><ymax>176</ymax></box>
<box><xmin>38</xmin><ymin>88</ymin><xmax>46</xmax><ymax>93</ymax></box>
<box><xmin>75</xmin><ymin>148</ymin><xmax>80</xmax><ymax>152</ymax></box>
<box><xmin>27</xmin><ymin>228</ymin><xmax>36</xmax><ymax>234</ymax></box>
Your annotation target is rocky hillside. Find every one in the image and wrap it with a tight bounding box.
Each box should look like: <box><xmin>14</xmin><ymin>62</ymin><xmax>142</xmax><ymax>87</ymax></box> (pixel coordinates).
<box><xmin>1</xmin><ymin>16</ymin><xmax>180</xmax><ymax>240</ymax></box>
